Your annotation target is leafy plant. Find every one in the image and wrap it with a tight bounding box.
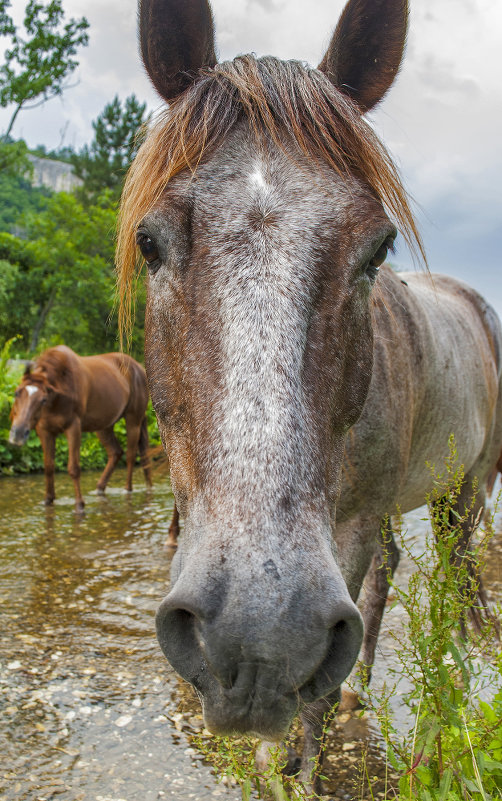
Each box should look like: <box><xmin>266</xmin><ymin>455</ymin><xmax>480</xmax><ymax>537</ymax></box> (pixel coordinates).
<box><xmin>71</xmin><ymin>94</ymin><xmax>149</xmax><ymax>202</ymax></box>
<box><xmin>362</xmin><ymin>437</ymin><xmax>502</xmax><ymax>800</ymax></box>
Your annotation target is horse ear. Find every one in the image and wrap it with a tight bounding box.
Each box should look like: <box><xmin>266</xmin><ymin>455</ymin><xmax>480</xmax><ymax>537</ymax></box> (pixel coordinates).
<box><xmin>23</xmin><ymin>361</ymin><xmax>33</xmax><ymax>377</ymax></box>
<box><xmin>139</xmin><ymin>0</ymin><xmax>217</xmax><ymax>101</ymax></box>
<box><xmin>318</xmin><ymin>0</ymin><xmax>408</xmax><ymax>113</ymax></box>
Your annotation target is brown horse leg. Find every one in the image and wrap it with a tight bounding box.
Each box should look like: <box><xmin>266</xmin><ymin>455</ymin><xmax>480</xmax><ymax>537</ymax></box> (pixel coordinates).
<box><xmin>166</xmin><ymin>502</ymin><xmax>180</xmax><ymax>549</ymax></box>
<box><xmin>38</xmin><ymin>428</ymin><xmax>56</xmax><ymax>505</ymax></box>
<box><xmin>124</xmin><ymin>418</ymin><xmax>141</xmax><ymax>492</ymax></box>
<box><xmin>65</xmin><ymin>419</ymin><xmax>84</xmax><ymax>511</ymax></box>
<box><xmin>358</xmin><ymin>518</ymin><xmax>400</xmax><ymax>685</ymax></box>
<box><xmin>138</xmin><ymin>416</ymin><xmax>152</xmax><ymax>487</ymax></box>
<box><xmin>96</xmin><ymin>428</ymin><xmax>123</xmax><ymax>493</ymax></box>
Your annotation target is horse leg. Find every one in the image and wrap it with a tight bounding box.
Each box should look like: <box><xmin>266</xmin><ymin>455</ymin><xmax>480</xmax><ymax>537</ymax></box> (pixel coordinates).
<box><xmin>95</xmin><ymin>428</ymin><xmax>123</xmax><ymax>493</ymax></box>
<box><xmin>358</xmin><ymin>518</ymin><xmax>400</xmax><ymax>685</ymax></box>
<box><xmin>333</xmin><ymin>514</ymin><xmax>388</xmax><ymax>708</ymax></box>
<box><xmin>65</xmin><ymin>419</ymin><xmax>84</xmax><ymax>511</ymax></box>
<box><xmin>124</xmin><ymin>417</ymin><xmax>141</xmax><ymax>492</ymax></box>
<box><xmin>38</xmin><ymin>428</ymin><xmax>56</xmax><ymax>505</ymax></box>
<box><xmin>166</xmin><ymin>502</ymin><xmax>180</xmax><ymax>549</ymax></box>
<box><xmin>436</xmin><ymin>474</ymin><xmax>493</xmax><ymax>633</ymax></box>
<box><xmin>138</xmin><ymin>416</ymin><xmax>152</xmax><ymax>487</ymax></box>
<box><xmin>298</xmin><ymin>690</ymin><xmax>340</xmax><ymax>795</ymax></box>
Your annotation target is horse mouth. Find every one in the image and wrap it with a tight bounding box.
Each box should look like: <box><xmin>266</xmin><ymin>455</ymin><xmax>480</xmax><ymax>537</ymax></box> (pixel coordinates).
<box><xmin>201</xmin><ymin>683</ymin><xmax>300</xmax><ymax>741</ymax></box>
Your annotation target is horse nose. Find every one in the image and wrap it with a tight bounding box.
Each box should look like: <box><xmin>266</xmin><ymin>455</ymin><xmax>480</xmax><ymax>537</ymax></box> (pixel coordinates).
<box><xmin>8</xmin><ymin>425</ymin><xmax>29</xmax><ymax>446</ymax></box>
<box><xmin>156</xmin><ymin>579</ymin><xmax>363</xmax><ymax>705</ymax></box>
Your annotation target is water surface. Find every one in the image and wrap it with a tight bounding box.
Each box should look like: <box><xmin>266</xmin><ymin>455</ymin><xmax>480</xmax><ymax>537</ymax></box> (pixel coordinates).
<box><xmin>0</xmin><ymin>469</ymin><xmax>500</xmax><ymax>801</ymax></box>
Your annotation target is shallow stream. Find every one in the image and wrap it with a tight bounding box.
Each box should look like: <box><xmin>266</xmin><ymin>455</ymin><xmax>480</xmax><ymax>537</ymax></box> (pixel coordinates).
<box><xmin>0</xmin><ymin>469</ymin><xmax>500</xmax><ymax>801</ymax></box>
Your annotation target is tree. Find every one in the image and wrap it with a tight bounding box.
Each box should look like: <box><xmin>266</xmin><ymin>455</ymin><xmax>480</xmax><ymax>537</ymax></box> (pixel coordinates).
<box><xmin>0</xmin><ymin>0</ymin><xmax>89</xmax><ymax>141</ymax></box>
<box><xmin>71</xmin><ymin>94</ymin><xmax>148</xmax><ymax>200</ymax></box>
<box><xmin>0</xmin><ymin>162</ymin><xmax>50</xmax><ymax>230</ymax></box>
<box><xmin>0</xmin><ymin>137</ymin><xmax>31</xmax><ymax>175</ymax></box>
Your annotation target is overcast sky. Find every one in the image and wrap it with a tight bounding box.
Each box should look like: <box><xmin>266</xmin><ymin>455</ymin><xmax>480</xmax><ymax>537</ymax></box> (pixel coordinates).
<box><xmin>1</xmin><ymin>0</ymin><xmax>501</xmax><ymax>315</ymax></box>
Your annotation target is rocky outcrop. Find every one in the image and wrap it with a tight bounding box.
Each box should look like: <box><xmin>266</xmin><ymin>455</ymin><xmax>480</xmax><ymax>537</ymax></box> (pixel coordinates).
<box><xmin>27</xmin><ymin>154</ymin><xmax>82</xmax><ymax>193</ymax></box>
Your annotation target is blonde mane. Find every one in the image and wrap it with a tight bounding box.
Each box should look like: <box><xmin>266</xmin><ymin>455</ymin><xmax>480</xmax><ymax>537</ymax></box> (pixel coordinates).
<box><xmin>116</xmin><ymin>54</ymin><xmax>425</xmax><ymax>343</ymax></box>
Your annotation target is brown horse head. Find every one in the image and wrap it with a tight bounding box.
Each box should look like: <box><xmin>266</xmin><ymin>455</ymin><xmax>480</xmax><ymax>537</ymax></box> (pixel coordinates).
<box><xmin>118</xmin><ymin>0</ymin><xmax>422</xmax><ymax>739</ymax></box>
<box><xmin>9</xmin><ymin>365</ymin><xmax>53</xmax><ymax>446</ymax></box>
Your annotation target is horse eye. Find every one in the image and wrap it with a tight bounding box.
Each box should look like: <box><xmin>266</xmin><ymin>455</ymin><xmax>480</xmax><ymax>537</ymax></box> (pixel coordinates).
<box><xmin>366</xmin><ymin>237</ymin><xmax>393</xmax><ymax>282</ymax></box>
<box><xmin>369</xmin><ymin>243</ymin><xmax>388</xmax><ymax>269</ymax></box>
<box><xmin>136</xmin><ymin>232</ymin><xmax>160</xmax><ymax>266</ymax></box>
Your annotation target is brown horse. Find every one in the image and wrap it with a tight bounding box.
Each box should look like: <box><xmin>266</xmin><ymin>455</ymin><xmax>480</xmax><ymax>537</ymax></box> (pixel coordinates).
<box><xmin>9</xmin><ymin>345</ymin><xmax>152</xmax><ymax>510</ymax></box>
<box><xmin>116</xmin><ymin>0</ymin><xmax>502</xmax><ymax>790</ymax></box>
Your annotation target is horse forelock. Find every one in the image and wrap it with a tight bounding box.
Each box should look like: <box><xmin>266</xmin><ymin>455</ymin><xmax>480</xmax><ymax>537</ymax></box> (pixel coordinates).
<box><xmin>31</xmin><ymin>349</ymin><xmax>78</xmax><ymax>403</ymax></box>
<box><xmin>116</xmin><ymin>54</ymin><xmax>425</xmax><ymax>343</ymax></box>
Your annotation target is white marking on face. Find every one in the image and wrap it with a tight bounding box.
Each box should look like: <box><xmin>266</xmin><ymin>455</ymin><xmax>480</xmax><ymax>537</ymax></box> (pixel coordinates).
<box><xmin>248</xmin><ymin>166</ymin><xmax>269</xmax><ymax>192</ymax></box>
<box><xmin>25</xmin><ymin>385</ymin><xmax>39</xmax><ymax>397</ymax></box>
<box><xmin>205</xmin><ymin>169</ymin><xmax>331</xmax><ymax>528</ymax></box>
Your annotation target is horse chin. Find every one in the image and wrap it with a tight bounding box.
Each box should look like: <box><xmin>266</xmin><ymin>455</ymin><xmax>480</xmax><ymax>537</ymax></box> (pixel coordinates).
<box><xmin>199</xmin><ymin>683</ymin><xmax>298</xmax><ymax>741</ymax></box>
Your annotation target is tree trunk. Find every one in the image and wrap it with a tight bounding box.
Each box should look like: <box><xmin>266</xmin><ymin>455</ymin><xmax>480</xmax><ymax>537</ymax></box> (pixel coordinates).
<box><xmin>30</xmin><ymin>287</ymin><xmax>57</xmax><ymax>352</ymax></box>
<box><xmin>2</xmin><ymin>101</ymin><xmax>24</xmax><ymax>142</ymax></box>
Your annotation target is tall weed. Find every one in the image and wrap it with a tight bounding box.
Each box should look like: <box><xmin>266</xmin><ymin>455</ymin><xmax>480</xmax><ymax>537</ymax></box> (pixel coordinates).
<box><xmin>362</xmin><ymin>437</ymin><xmax>502</xmax><ymax>800</ymax></box>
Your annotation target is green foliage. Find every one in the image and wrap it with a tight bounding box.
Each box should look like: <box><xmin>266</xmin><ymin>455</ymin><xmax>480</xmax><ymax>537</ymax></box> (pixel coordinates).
<box><xmin>22</xmin><ymin>190</ymin><xmax>118</xmax><ymax>352</ymax></box>
<box><xmin>0</xmin><ymin>162</ymin><xmax>50</xmax><ymax>229</ymax></box>
<box><xmin>0</xmin><ymin>0</ymin><xmax>89</xmax><ymax>139</ymax></box>
<box><xmin>0</xmin><ymin>169</ymin><xmax>146</xmax><ymax>358</ymax></box>
<box><xmin>71</xmin><ymin>95</ymin><xmax>148</xmax><ymax>201</ymax></box>
<box><xmin>362</xmin><ymin>438</ymin><xmax>502</xmax><ymax>801</ymax></box>
<box><xmin>0</xmin><ymin>137</ymin><xmax>31</xmax><ymax>175</ymax></box>
<box><xmin>194</xmin><ymin>733</ymin><xmax>315</xmax><ymax>801</ymax></box>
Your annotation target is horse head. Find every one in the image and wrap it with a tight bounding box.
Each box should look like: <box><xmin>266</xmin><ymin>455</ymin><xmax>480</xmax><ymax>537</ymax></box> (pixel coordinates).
<box><xmin>119</xmin><ymin>0</ymin><xmax>420</xmax><ymax>738</ymax></box>
<box><xmin>9</xmin><ymin>365</ymin><xmax>54</xmax><ymax>446</ymax></box>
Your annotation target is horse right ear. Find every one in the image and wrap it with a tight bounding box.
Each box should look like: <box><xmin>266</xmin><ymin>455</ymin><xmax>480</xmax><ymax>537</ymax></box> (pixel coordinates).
<box><xmin>318</xmin><ymin>0</ymin><xmax>408</xmax><ymax>113</ymax></box>
<box><xmin>139</xmin><ymin>0</ymin><xmax>217</xmax><ymax>102</ymax></box>
<box><xmin>23</xmin><ymin>362</ymin><xmax>33</xmax><ymax>377</ymax></box>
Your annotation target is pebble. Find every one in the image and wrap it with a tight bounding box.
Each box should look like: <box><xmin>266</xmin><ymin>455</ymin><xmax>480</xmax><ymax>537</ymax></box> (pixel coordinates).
<box><xmin>114</xmin><ymin>714</ymin><xmax>133</xmax><ymax>728</ymax></box>
<box><xmin>341</xmin><ymin>742</ymin><xmax>357</xmax><ymax>752</ymax></box>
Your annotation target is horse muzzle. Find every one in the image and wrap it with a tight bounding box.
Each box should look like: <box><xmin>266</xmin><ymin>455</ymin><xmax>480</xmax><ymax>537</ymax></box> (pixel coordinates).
<box><xmin>8</xmin><ymin>425</ymin><xmax>30</xmax><ymax>446</ymax></box>
<box><xmin>155</xmin><ymin>540</ymin><xmax>363</xmax><ymax>737</ymax></box>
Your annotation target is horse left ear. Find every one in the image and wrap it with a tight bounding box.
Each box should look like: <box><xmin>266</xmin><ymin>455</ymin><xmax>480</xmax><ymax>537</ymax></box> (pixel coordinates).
<box><xmin>139</xmin><ymin>0</ymin><xmax>217</xmax><ymax>102</ymax></box>
<box><xmin>318</xmin><ymin>0</ymin><xmax>408</xmax><ymax>113</ymax></box>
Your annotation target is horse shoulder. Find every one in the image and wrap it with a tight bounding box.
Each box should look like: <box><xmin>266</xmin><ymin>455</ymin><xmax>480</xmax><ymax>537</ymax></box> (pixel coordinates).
<box><xmin>339</xmin><ymin>270</ymin><xmax>501</xmax><ymax>519</ymax></box>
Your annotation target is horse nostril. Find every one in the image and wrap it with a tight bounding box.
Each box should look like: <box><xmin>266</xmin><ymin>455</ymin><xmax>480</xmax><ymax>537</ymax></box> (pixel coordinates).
<box><xmin>156</xmin><ymin>604</ymin><xmax>201</xmax><ymax>676</ymax></box>
<box><xmin>299</xmin><ymin>604</ymin><xmax>363</xmax><ymax>703</ymax></box>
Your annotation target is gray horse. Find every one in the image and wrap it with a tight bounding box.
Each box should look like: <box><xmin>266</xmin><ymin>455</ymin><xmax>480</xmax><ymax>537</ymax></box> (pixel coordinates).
<box><xmin>116</xmin><ymin>0</ymin><xmax>502</xmax><ymax>789</ymax></box>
